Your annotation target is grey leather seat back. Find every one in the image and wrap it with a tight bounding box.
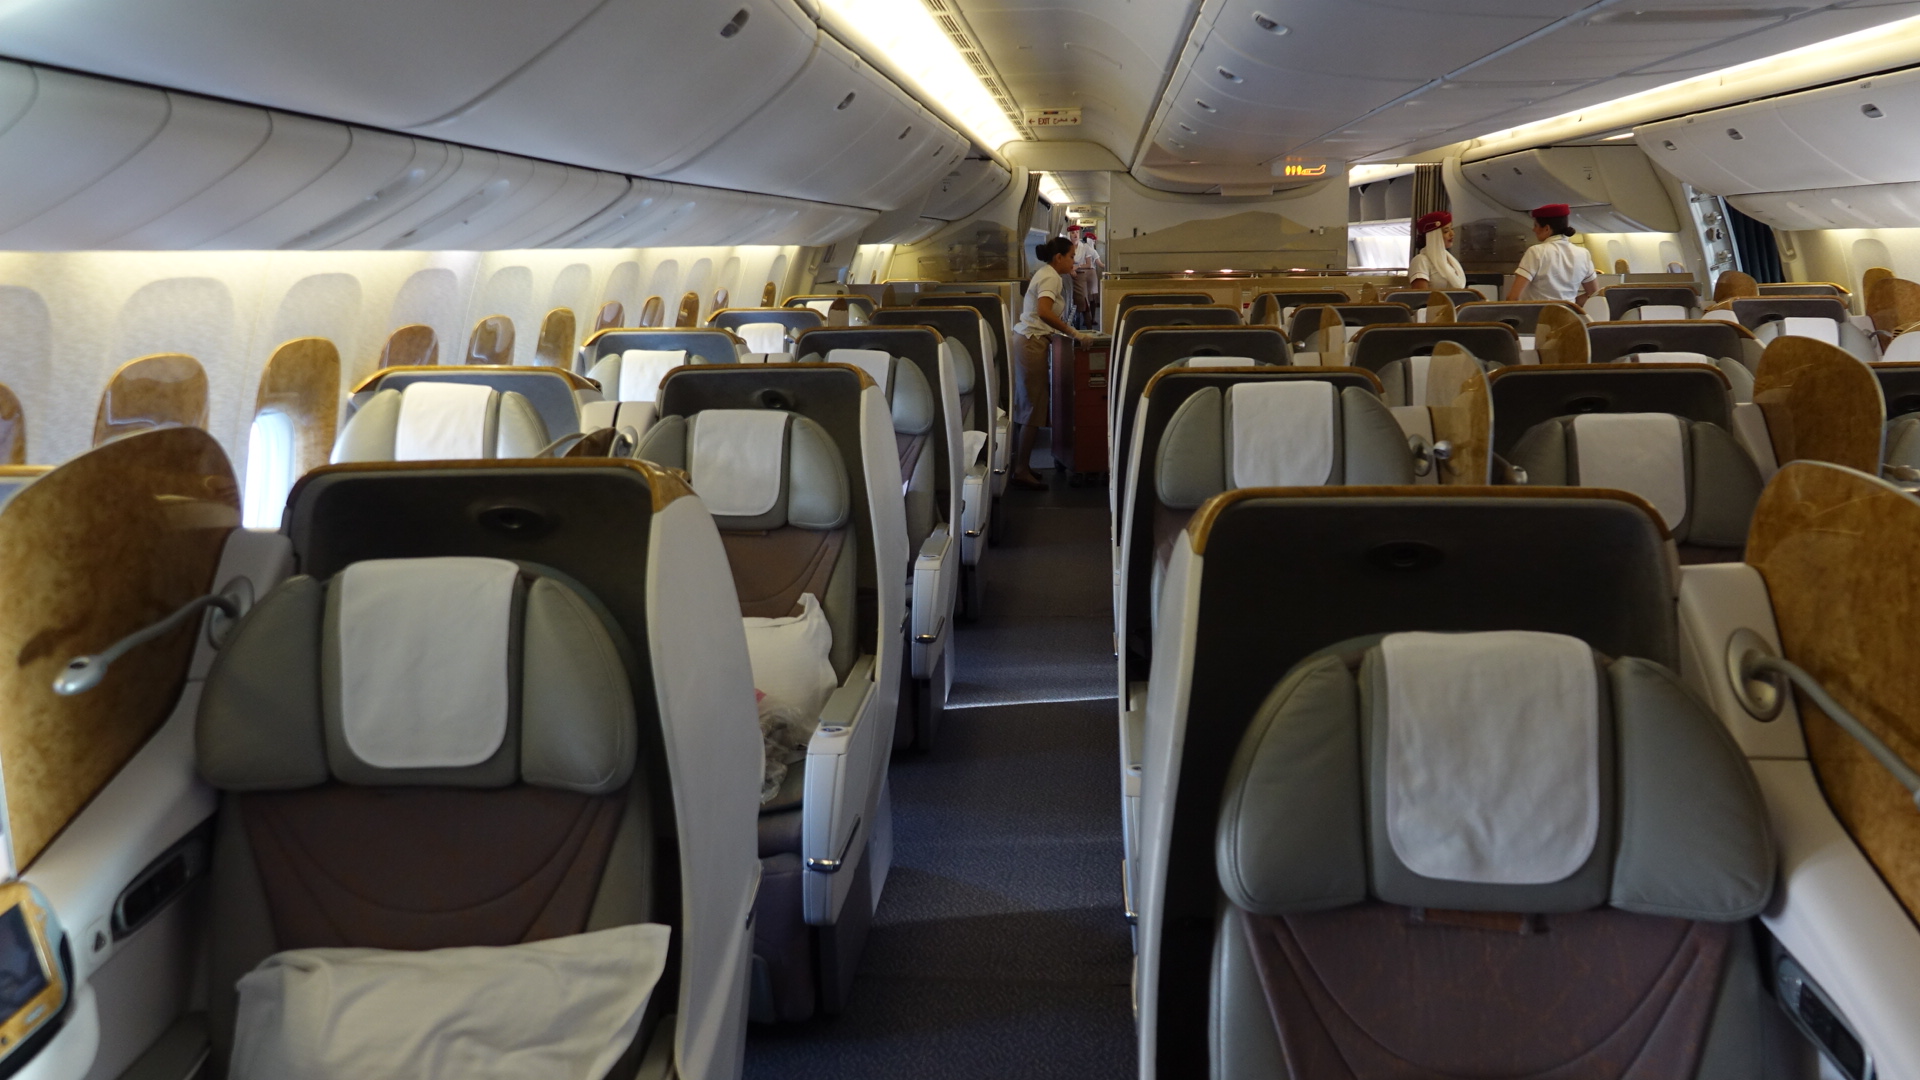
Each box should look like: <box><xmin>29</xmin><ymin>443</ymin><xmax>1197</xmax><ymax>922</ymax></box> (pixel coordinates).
<box><xmin>1487</xmin><ymin>365</ymin><xmax>1734</xmax><ymax>458</ymax></box>
<box><xmin>784</xmin><ymin>295</ymin><xmax>876</xmax><ymax>322</ymax></box>
<box><xmin>654</xmin><ymin>365</ymin><xmax>883</xmax><ymax>659</ymax></box>
<box><xmin>360</xmin><ymin>367</ymin><xmax>582</xmax><ymax>438</ymax></box>
<box><xmin>1286</xmin><ymin>304</ymin><xmax>1412</xmax><ymax>347</ymax></box>
<box><xmin>586</xmin><ymin>329</ymin><xmax>741</xmax><ymax>367</ymax></box>
<box><xmin>1758</xmin><ymin>282</ymin><xmax>1847</xmax><ymax>298</ymax></box>
<box><xmin>197</xmin><ymin>555</ymin><xmax>654</xmax><ymax>1071</ymax></box>
<box><xmin>1115</xmin><ymin>292</ymin><xmax>1215</xmax><ymax>324</ymax></box>
<box><xmin>1115</xmin><ymin>305</ymin><xmax>1242</xmax><ymax>354</ymax></box>
<box><xmin>1149</xmin><ymin>490</ymin><xmax>1676</xmax><ymax>1070</ymax></box>
<box><xmin>1349</xmin><ymin>323</ymin><xmax>1521</xmax><ymax>371</ymax></box>
<box><xmin>1208</xmin><ymin>629</ymin><xmax>1773</xmax><ymax>1079</ymax></box>
<box><xmin>1728</xmin><ymin>296</ymin><xmax>1850</xmax><ymax>329</ymax></box>
<box><xmin>803</xmin><ymin>345</ymin><xmax>937</xmax><ymax>552</ymax></box>
<box><xmin>1507</xmin><ymin>412</ymin><xmax>1763</xmax><ymax>550</ymax></box>
<box><xmin>710</xmin><ymin>308</ymin><xmax>825</xmax><ymax>342</ymax></box>
<box><xmin>916</xmin><ymin>294</ymin><xmax>1009</xmax><ymax>400</ymax></box>
<box><xmin>1383</xmin><ymin>289</ymin><xmax>1480</xmax><ymax>310</ymax></box>
<box><xmin>1873</xmin><ymin>363</ymin><xmax>1920</xmax><ymax>420</ymax></box>
<box><xmin>1456</xmin><ymin>301</ymin><xmax>1579</xmax><ymax>333</ymax></box>
<box><xmin>637</xmin><ymin>410</ymin><xmax>860</xmax><ymax>677</ymax></box>
<box><xmin>1605</xmin><ymin>285</ymin><xmax>1701</xmax><ymax>320</ymax></box>
<box><xmin>332</xmin><ymin>383</ymin><xmax>551</xmax><ymax>463</ymax></box>
<box><xmin>1113</xmin><ymin>327</ymin><xmax>1293</xmax><ymax>502</ymax></box>
<box><xmin>1587</xmin><ymin>321</ymin><xmax>1754</xmax><ymax>366</ymax></box>
<box><xmin>868</xmin><ymin>310</ymin><xmax>992</xmax><ymax>435</ymax></box>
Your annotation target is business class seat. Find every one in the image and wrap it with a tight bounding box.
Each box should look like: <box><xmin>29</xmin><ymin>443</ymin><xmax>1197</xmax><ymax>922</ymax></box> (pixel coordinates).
<box><xmin>1113</xmin><ymin>292</ymin><xmax>1216</xmax><ymax>326</ymax></box>
<box><xmin>200</xmin><ymin>545</ymin><xmax>756</xmax><ymax>1076</ymax></box>
<box><xmin>1603</xmin><ymin>283</ymin><xmax>1703</xmax><ymax>321</ymax></box>
<box><xmin>641</xmin><ymin>364</ymin><xmax>906</xmax><ymax>1019</ymax></box>
<box><xmin>578</xmin><ymin>330</ymin><xmax>746</xmax><ymax>436</ymax></box>
<box><xmin>1134</xmin><ymin>488</ymin><xmax>1685</xmax><ymax>1076</ymax></box>
<box><xmin>1490</xmin><ymin>364</ymin><xmax>1762</xmax><ymax>559</ymax></box>
<box><xmin>1205</xmin><ymin>629</ymin><xmax>1776</xmax><ymax>1079</ymax></box>
<box><xmin>1346</xmin><ymin>323</ymin><xmax>1520</xmax><ymax>406</ymax></box>
<box><xmin>1715</xmin><ymin>297</ymin><xmax>1877</xmax><ymax>361</ymax></box>
<box><xmin>1876</xmin><ymin>363</ymin><xmax>1920</xmax><ymax>476</ymax></box>
<box><xmin>1248</xmin><ymin>290</ymin><xmax>1351</xmax><ymax>328</ymax></box>
<box><xmin>1457</xmin><ymin>301</ymin><xmax>1587</xmax><ymax>363</ymax></box>
<box><xmin>1287</xmin><ymin>303</ymin><xmax>1414</xmax><ymax>361</ymax></box>
<box><xmin>709</xmin><ymin>307</ymin><xmax>825</xmax><ymax>358</ymax></box>
<box><xmin>1589</xmin><ymin>320</ymin><xmax>1764</xmax><ymax>401</ymax></box>
<box><xmin>1384</xmin><ymin>288</ymin><xmax>1480</xmax><ymax>318</ymax></box>
<box><xmin>913</xmin><ymin>295</ymin><xmax>1013</xmax><ymax>506</ymax></box>
<box><xmin>1114</xmin><ymin>371</ymin><xmax>1412</xmax><ymax>919</ymax></box>
<box><xmin>785</xmin><ymin>294</ymin><xmax>874</xmax><ymax>326</ymax></box>
<box><xmin>331</xmin><ymin>380</ymin><xmax>553</xmax><ymax>462</ymax></box>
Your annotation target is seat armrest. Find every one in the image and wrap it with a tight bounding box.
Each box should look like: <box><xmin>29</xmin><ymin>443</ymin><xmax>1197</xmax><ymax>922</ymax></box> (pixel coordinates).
<box><xmin>802</xmin><ymin>655</ymin><xmax>882</xmax><ymax>925</ymax></box>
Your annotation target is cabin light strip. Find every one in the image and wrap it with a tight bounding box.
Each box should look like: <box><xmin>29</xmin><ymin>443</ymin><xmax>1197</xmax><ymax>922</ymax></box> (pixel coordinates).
<box><xmin>816</xmin><ymin>0</ymin><xmax>1029</xmax><ymax>150</ymax></box>
<box><xmin>1470</xmin><ymin>11</ymin><xmax>1920</xmax><ymax>154</ymax></box>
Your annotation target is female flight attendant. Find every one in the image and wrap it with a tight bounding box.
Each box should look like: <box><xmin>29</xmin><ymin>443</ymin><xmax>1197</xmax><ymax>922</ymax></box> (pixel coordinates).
<box><xmin>1406</xmin><ymin>211</ymin><xmax>1465</xmax><ymax>291</ymax></box>
<box><xmin>1010</xmin><ymin>237</ymin><xmax>1088</xmax><ymax>489</ymax></box>
<box><xmin>1505</xmin><ymin>202</ymin><xmax>1598</xmax><ymax>304</ymax></box>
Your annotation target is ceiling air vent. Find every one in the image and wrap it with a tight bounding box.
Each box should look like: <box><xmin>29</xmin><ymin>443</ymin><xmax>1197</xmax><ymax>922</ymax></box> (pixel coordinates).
<box><xmin>720</xmin><ymin>9</ymin><xmax>750</xmax><ymax>38</ymax></box>
<box><xmin>1251</xmin><ymin>12</ymin><xmax>1289</xmax><ymax>34</ymax></box>
<box><xmin>836</xmin><ymin>92</ymin><xmax>856</xmax><ymax>111</ymax></box>
<box><xmin>1663</xmin><ymin>140</ymin><xmax>1677</xmax><ymax>150</ymax></box>
<box><xmin>1196</xmin><ymin>100</ymin><xmax>1217</xmax><ymax>112</ymax></box>
<box><xmin>1727</xmin><ymin>128</ymin><xmax>1744</xmax><ymax>140</ymax></box>
<box><xmin>1863</xmin><ymin>103</ymin><xmax>1884</xmax><ymax>118</ymax></box>
<box><xmin>1217</xmin><ymin>67</ymin><xmax>1243</xmax><ymax>83</ymax></box>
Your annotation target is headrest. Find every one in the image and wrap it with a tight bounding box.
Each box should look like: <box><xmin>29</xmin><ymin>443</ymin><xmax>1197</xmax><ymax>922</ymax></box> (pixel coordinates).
<box><xmin>331</xmin><ymin>385</ymin><xmax>550</xmax><ymax>463</ymax></box>
<box><xmin>1702</xmin><ymin>309</ymin><xmax>1740</xmax><ymax>323</ymax></box>
<box><xmin>1506</xmin><ymin>413</ymin><xmax>1763</xmax><ymax>546</ymax></box>
<box><xmin>1178</xmin><ymin>356</ymin><xmax>1260</xmax><ymax>368</ymax></box>
<box><xmin>635</xmin><ymin>410</ymin><xmax>849</xmax><ymax>531</ymax></box>
<box><xmin>199</xmin><ymin>558</ymin><xmax>636</xmax><ymax>795</ymax></box>
<box><xmin>1630</xmin><ymin>304</ymin><xmax>1691</xmax><ymax>321</ymax></box>
<box><xmin>1629</xmin><ymin>351</ymin><xmax>1714</xmax><ymax>365</ymax></box>
<box><xmin>1770</xmin><ymin>316</ymin><xmax>1840</xmax><ymax>346</ymax></box>
<box><xmin>1216</xmin><ymin>631</ymin><xmax>1773</xmax><ymax>919</ymax></box>
<box><xmin>827</xmin><ymin>348</ymin><xmax>893</xmax><ymax>393</ymax></box>
<box><xmin>737</xmin><ymin>323</ymin><xmax>789</xmax><ymax>354</ymax></box>
<box><xmin>1154</xmin><ymin>382</ymin><xmax>1413</xmax><ymax>510</ymax></box>
<box><xmin>941</xmin><ymin>339</ymin><xmax>976</xmax><ymax>396</ymax></box>
<box><xmin>586</xmin><ymin>349</ymin><xmax>687</xmax><ymax>404</ymax></box>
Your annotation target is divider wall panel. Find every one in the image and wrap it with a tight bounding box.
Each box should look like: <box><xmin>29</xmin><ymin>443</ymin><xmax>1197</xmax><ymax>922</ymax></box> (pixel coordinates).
<box><xmin>1752</xmin><ymin>336</ymin><xmax>1885</xmax><ymax>473</ymax></box>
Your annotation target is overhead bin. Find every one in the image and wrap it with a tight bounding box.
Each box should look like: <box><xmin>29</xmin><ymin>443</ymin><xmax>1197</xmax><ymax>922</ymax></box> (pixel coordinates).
<box><xmin>1459</xmin><ymin>146</ymin><xmax>1680</xmax><ymax>233</ymax></box>
<box><xmin>113</xmin><ymin>111</ymin><xmax>354</xmax><ymax>249</ymax></box>
<box><xmin>0</xmin><ymin>64</ymin><xmax>174</xmax><ymax>237</ymax></box>
<box><xmin>923</xmin><ymin>159</ymin><xmax>1012</xmax><ymax>221</ymax></box>
<box><xmin>663</xmin><ymin>33</ymin><xmax>967</xmax><ymax>213</ymax></box>
<box><xmin>1638</xmin><ymin>68</ymin><xmax>1920</xmax><ymax>197</ymax></box>
<box><xmin>482</xmin><ymin>167</ymin><xmax>631</xmax><ymax>249</ymax></box>
<box><xmin>1728</xmin><ymin>181</ymin><xmax>1920</xmax><ymax>231</ymax></box>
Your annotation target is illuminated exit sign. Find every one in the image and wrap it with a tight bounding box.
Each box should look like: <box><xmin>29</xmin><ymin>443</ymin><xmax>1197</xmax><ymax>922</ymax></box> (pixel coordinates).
<box><xmin>1281</xmin><ymin>163</ymin><xmax>1329</xmax><ymax>177</ymax></box>
<box><xmin>1025</xmin><ymin>108</ymin><xmax>1081</xmax><ymax>128</ymax></box>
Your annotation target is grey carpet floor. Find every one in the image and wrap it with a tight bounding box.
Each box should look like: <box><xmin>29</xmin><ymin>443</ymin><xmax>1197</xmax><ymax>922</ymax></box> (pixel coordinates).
<box><xmin>743</xmin><ymin>472</ymin><xmax>1136</xmax><ymax>1078</ymax></box>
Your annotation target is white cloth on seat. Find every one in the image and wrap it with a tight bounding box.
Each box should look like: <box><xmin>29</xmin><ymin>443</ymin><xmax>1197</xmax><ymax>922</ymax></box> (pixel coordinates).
<box><xmin>1630</xmin><ymin>351</ymin><xmax>1714</xmax><ymax>365</ymax></box>
<box><xmin>740</xmin><ymin>352</ymin><xmax>794</xmax><ymax>365</ymax></box>
<box><xmin>336</xmin><ymin>557</ymin><xmax>516</xmax><ymax>770</ymax></box>
<box><xmin>827</xmin><ymin>348</ymin><xmax>893</xmax><ymax>393</ymax></box>
<box><xmin>737</xmin><ymin>322</ymin><xmax>789</xmax><ymax>354</ymax></box>
<box><xmin>1382</xmin><ymin>630</ymin><xmax>1600</xmax><ymax>886</ymax></box>
<box><xmin>742</xmin><ymin>592</ymin><xmax>839</xmax><ymax>723</ymax></box>
<box><xmin>962</xmin><ymin>429</ymin><xmax>988</xmax><ymax>466</ymax></box>
<box><xmin>230</xmin><ymin>923</ymin><xmax>670</xmax><ymax>1080</ymax></box>
<box><xmin>690</xmin><ymin>410</ymin><xmax>788</xmax><ymax>518</ymax></box>
<box><xmin>394</xmin><ymin>383</ymin><xmax>493</xmax><ymax>461</ymax></box>
<box><xmin>1226</xmin><ymin>381</ymin><xmax>1335</xmax><ymax>488</ymax></box>
<box><xmin>1702</xmin><ymin>309</ymin><xmax>1740</xmax><ymax>323</ymax></box>
<box><xmin>616</xmin><ymin>349</ymin><xmax>686</xmax><ymax>403</ymax></box>
<box><xmin>1572</xmin><ymin>412</ymin><xmax>1687</xmax><ymax>529</ymax></box>
<box><xmin>1179</xmin><ymin>356</ymin><xmax>1258</xmax><ymax>368</ymax></box>
<box><xmin>1631</xmin><ymin>304</ymin><xmax>1690</xmax><ymax>321</ymax></box>
<box><xmin>1772</xmin><ymin>316</ymin><xmax>1839</xmax><ymax>346</ymax></box>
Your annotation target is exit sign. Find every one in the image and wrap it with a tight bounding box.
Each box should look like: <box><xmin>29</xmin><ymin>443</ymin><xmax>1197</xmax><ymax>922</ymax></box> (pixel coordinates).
<box><xmin>1025</xmin><ymin>108</ymin><xmax>1081</xmax><ymax>128</ymax></box>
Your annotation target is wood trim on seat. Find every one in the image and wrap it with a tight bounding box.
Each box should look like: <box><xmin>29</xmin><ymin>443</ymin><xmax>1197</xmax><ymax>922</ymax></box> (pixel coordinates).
<box><xmin>350</xmin><ymin>365</ymin><xmax>597</xmax><ymax>394</ymax></box>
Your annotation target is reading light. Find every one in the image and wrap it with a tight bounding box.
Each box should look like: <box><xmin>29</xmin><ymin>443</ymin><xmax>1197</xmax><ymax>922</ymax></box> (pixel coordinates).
<box><xmin>1038</xmin><ymin>172</ymin><xmax>1070</xmax><ymax>205</ymax></box>
<box><xmin>818</xmin><ymin>0</ymin><xmax>1023</xmax><ymax>151</ymax></box>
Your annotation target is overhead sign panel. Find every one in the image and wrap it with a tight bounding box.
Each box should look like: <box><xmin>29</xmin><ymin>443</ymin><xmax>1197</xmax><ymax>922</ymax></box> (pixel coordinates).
<box><xmin>1024</xmin><ymin>107</ymin><xmax>1081</xmax><ymax>128</ymax></box>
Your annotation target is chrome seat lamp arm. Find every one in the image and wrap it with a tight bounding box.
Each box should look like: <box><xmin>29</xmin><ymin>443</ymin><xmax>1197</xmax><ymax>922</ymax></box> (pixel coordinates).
<box><xmin>53</xmin><ymin>584</ymin><xmax>248</xmax><ymax>696</ymax></box>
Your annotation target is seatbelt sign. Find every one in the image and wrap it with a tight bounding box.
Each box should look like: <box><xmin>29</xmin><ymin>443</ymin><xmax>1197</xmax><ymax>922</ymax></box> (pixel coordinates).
<box><xmin>1025</xmin><ymin>107</ymin><xmax>1081</xmax><ymax>128</ymax></box>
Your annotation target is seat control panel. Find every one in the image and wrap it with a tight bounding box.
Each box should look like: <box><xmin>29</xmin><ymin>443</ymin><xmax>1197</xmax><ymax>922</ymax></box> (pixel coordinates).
<box><xmin>1775</xmin><ymin>949</ymin><xmax>1874</xmax><ymax>1080</ymax></box>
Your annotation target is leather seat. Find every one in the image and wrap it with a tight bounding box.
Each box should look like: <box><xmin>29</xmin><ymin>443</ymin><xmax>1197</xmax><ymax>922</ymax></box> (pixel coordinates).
<box><xmin>819</xmin><ymin>348</ymin><xmax>937</xmax><ymax>553</ymax></box>
<box><xmin>331</xmin><ymin>381</ymin><xmax>551</xmax><ymax>462</ymax></box>
<box><xmin>1346</xmin><ymin>324</ymin><xmax>1521</xmax><ymax>406</ymax></box>
<box><xmin>1208</xmin><ymin>629</ymin><xmax>1775</xmax><ymax>1078</ymax></box>
<box><xmin>198</xmin><ymin>556</ymin><xmax>687</xmax><ymax>1077</ymax></box>
<box><xmin>1508</xmin><ymin>410</ymin><xmax>1763</xmax><ymax>560</ymax></box>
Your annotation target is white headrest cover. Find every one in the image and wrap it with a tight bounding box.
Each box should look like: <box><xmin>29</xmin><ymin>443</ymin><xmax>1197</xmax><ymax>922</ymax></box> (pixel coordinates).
<box><xmin>1702</xmin><ymin>309</ymin><xmax>1740</xmax><ymax>323</ymax></box>
<box><xmin>1629</xmin><ymin>351</ymin><xmax>1713</xmax><ymax>365</ymax></box>
<box><xmin>1383</xmin><ymin>630</ymin><xmax>1600</xmax><ymax>885</ymax></box>
<box><xmin>737</xmin><ymin>322</ymin><xmax>789</xmax><ymax>354</ymax></box>
<box><xmin>690</xmin><ymin>410</ymin><xmax>789</xmax><ymax>518</ymax></box>
<box><xmin>1572</xmin><ymin>413</ymin><xmax>1687</xmax><ymax>529</ymax></box>
<box><xmin>617</xmin><ymin>349</ymin><xmax>686</xmax><ymax>403</ymax></box>
<box><xmin>395</xmin><ymin>382</ymin><xmax>494</xmax><ymax>461</ymax></box>
<box><xmin>1635</xmin><ymin>304</ymin><xmax>1689</xmax><ymax>321</ymax></box>
<box><xmin>1181</xmin><ymin>356</ymin><xmax>1258</xmax><ymax>368</ymax></box>
<box><xmin>828</xmin><ymin>348</ymin><xmax>893</xmax><ymax>393</ymax></box>
<box><xmin>1778</xmin><ymin>316</ymin><xmax>1839</xmax><ymax>345</ymax></box>
<box><xmin>337</xmin><ymin>557</ymin><xmax>516</xmax><ymax>769</ymax></box>
<box><xmin>1227</xmin><ymin>381</ymin><xmax>1334</xmax><ymax>488</ymax></box>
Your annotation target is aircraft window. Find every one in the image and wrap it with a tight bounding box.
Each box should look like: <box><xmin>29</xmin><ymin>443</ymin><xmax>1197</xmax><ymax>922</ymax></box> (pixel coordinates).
<box><xmin>677</xmin><ymin>292</ymin><xmax>701</xmax><ymax>327</ymax></box>
<box><xmin>762</xmin><ymin>281</ymin><xmax>778</xmax><ymax>306</ymax></box>
<box><xmin>713</xmin><ymin>288</ymin><xmax>729</xmax><ymax>310</ymax></box>
<box><xmin>243</xmin><ymin>410</ymin><xmax>295</xmax><ymax>529</ymax></box>
<box><xmin>640</xmin><ymin>296</ymin><xmax>665</xmax><ymax>327</ymax></box>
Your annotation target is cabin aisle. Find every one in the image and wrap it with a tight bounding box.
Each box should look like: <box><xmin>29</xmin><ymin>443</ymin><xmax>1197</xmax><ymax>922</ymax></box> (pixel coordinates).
<box><xmin>744</xmin><ymin>471</ymin><xmax>1136</xmax><ymax>1077</ymax></box>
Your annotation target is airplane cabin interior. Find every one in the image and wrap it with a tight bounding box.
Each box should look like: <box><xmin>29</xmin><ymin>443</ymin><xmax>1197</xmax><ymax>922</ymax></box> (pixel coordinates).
<box><xmin>0</xmin><ymin>0</ymin><xmax>1919</xmax><ymax>1077</ymax></box>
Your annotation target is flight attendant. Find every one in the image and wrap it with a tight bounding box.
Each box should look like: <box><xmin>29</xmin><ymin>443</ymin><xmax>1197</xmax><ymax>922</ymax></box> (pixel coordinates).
<box><xmin>1406</xmin><ymin>211</ymin><xmax>1465</xmax><ymax>291</ymax></box>
<box><xmin>1505</xmin><ymin>203</ymin><xmax>1598</xmax><ymax>304</ymax></box>
<box><xmin>1010</xmin><ymin>237</ymin><xmax>1087</xmax><ymax>489</ymax></box>
<box><xmin>1073</xmin><ymin>230</ymin><xmax>1105</xmax><ymax>326</ymax></box>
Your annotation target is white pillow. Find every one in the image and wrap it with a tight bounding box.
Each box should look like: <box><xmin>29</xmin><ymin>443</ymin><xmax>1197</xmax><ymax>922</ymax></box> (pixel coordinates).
<box><xmin>742</xmin><ymin>592</ymin><xmax>839</xmax><ymax>721</ymax></box>
<box><xmin>231</xmin><ymin>923</ymin><xmax>670</xmax><ymax>1080</ymax></box>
